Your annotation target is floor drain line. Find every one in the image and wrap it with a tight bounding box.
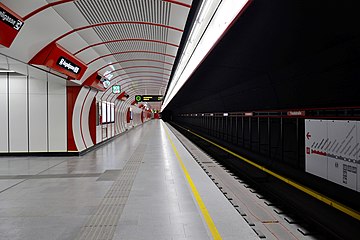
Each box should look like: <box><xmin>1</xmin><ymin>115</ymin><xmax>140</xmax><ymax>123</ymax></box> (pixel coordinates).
<box><xmin>76</xmin><ymin>144</ymin><xmax>147</xmax><ymax>240</ymax></box>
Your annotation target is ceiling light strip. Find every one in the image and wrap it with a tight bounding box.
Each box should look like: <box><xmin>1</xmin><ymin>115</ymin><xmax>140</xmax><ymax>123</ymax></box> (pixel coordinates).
<box><xmin>162</xmin><ymin>0</ymin><xmax>252</xmax><ymax>110</ymax></box>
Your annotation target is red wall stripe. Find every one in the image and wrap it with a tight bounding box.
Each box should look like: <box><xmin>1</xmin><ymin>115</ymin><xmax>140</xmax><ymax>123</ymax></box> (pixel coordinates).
<box><xmin>66</xmin><ymin>86</ymin><xmax>81</xmax><ymax>151</ymax></box>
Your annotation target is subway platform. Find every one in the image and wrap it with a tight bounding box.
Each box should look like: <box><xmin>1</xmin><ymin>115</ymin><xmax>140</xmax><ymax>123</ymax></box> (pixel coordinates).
<box><xmin>0</xmin><ymin>120</ymin><xmax>258</xmax><ymax>240</ymax></box>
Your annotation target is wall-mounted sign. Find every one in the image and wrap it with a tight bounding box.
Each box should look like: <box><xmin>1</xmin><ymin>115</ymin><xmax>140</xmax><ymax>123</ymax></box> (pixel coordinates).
<box><xmin>57</xmin><ymin>57</ymin><xmax>81</xmax><ymax>75</ymax></box>
<box><xmin>287</xmin><ymin>111</ymin><xmax>305</xmax><ymax>116</ymax></box>
<box><xmin>0</xmin><ymin>3</ymin><xmax>24</xmax><ymax>48</ymax></box>
<box><xmin>81</xmin><ymin>73</ymin><xmax>106</xmax><ymax>91</ymax></box>
<box><xmin>112</xmin><ymin>85</ymin><xmax>121</xmax><ymax>94</ymax></box>
<box><xmin>102</xmin><ymin>79</ymin><xmax>111</xmax><ymax>89</ymax></box>
<box><xmin>29</xmin><ymin>43</ymin><xmax>87</xmax><ymax>80</ymax></box>
<box><xmin>135</xmin><ymin>95</ymin><xmax>163</xmax><ymax>102</ymax></box>
<box><xmin>305</xmin><ymin>119</ymin><xmax>360</xmax><ymax>192</ymax></box>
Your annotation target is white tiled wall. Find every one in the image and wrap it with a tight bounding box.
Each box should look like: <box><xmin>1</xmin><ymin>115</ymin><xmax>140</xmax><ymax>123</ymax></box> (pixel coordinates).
<box><xmin>0</xmin><ymin>72</ymin><xmax>67</xmax><ymax>153</ymax></box>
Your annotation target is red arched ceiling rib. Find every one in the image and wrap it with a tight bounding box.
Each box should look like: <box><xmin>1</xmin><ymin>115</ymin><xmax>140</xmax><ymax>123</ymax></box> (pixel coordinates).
<box><xmin>104</xmin><ymin>80</ymin><xmax>168</xmax><ymax>96</ymax></box>
<box><xmin>110</xmin><ymin>85</ymin><xmax>167</xmax><ymax>101</ymax></box>
<box><xmin>104</xmin><ymin>66</ymin><xmax>172</xmax><ymax>77</ymax></box>
<box><xmin>110</xmin><ymin>71</ymin><xmax>171</xmax><ymax>80</ymax></box>
<box><xmin>97</xmin><ymin>59</ymin><xmax>173</xmax><ymax>72</ymax></box>
<box><xmin>111</xmin><ymin>75</ymin><xmax>169</xmax><ymax>82</ymax></box>
<box><xmin>23</xmin><ymin>0</ymin><xmax>191</xmax><ymax>20</ymax></box>
<box><xmin>107</xmin><ymin>81</ymin><xmax>167</xmax><ymax>94</ymax></box>
<box><xmin>108</xmin><ymin>83</ymin><xmax>168</xmax><ymax>102</ymax></box>
<box><xmin>87</xmin><ymin>51</ymin><xmax>176</xmax><ymax>65</ymax></box>
<box><xmin>102</xmin><ymin>80</ymin><xmax>167</xmax><ymax>98</ymax></box>
<box><xmin>52</xmin><ymin>22</ymin><xmax>183</xmax><ymax>44</ymax></box>
<box><xmin>74</xmin><ymin>38</ymin><xmax>179</xmax><ymax>55</ymax></box>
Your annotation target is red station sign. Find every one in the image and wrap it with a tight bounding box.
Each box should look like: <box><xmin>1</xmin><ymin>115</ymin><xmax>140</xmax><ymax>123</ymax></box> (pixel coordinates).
<box><xmin>287</xmin><ymin>111</ymin><xmax>306</xmax><ymax>116</ymax></box>
<box><xmin>0</xmin><ymin>3</ymin><xmax>24</xmax><ymax>48</ymax></box>
<box><xmin>29</xmin><ymin>43</ymin><xmax>87</xmax><ymax>80</ymax></box>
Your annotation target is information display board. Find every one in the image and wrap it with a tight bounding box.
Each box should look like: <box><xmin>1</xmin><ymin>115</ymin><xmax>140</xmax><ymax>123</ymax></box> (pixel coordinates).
<box><xmin>135</xmin><ymin>95</ymin><xmax>163</xmax><ymax>102</ymax></box>
<box><xmin>305</xmin><ymin>119</ymin><xmax>360</xmax><ymax>192</ymax></box>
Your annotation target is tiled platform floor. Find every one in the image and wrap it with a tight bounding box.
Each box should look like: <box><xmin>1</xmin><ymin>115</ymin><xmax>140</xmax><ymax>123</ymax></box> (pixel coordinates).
<box><xmin>0</xmin><ymin>120</ymin><xmax>257</xmax><ymax>240</ymax></box>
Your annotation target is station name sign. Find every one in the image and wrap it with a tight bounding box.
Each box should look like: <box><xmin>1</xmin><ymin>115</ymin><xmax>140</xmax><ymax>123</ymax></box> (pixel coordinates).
<box><xmin>57</xmin><ymin>57</ymin><xmax>81</xmax><ymax>74</ymax></box>
<box><xmin>0</xmin><ymin>3</ymin><xmax>24</xmax><ymax>48</ymax></box>
<box><xmin>287</xmin><ymin>111</ymin><xmax>305</xmax><ymax>116</ymax></box>
<box><xmin>135</xmin><ymin>95</ymin><xmax>163</xmax><ymax>102</ymax></box>
<box><xmin>29</xmin><ymin>43</ymin><xmax>87</xmax><ymax>80</ymax></box>
<box><xmin>0</xmin><ymin>6</ymin><xmax>23</xmax><ymax>31</ymax></box>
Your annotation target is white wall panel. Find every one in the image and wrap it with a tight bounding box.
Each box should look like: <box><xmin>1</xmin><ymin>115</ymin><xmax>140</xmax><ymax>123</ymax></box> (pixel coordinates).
<box><xmin>0</xmin><ymin>74</ymin><xmax>8</xmax><ymax>152</ymax></box>
<box><xmin>29</xmin><ymin>77</ymin><xmax>47</xmax><ymax>152</ymax></box>
<box><xmin>48</xmin><ymin>78</ymin><xmax>67</xmax><ymax>152</ymax></box>
<box><xmin>107</xmin><ymin>124</ymin><xmax>111</xmax><ymax>138</ymax></box>
<box><xmin>8</xmin><ymin>58</ymin><xmax>28</xmax><ymax>76</ymax></box>
<box><xmin>96</xmin><ymin>125</ymin><xmax>102</xmax><ymax>144</ymax></box>
<box><xmin>111</xmin><ymin>123</ymin><xmax>115</xmax><ymax>137</ymax></box>
<box><xmin>9</xmin><ymin>74</ymin><xmax>28</xmax><ymax>152</ymax></box>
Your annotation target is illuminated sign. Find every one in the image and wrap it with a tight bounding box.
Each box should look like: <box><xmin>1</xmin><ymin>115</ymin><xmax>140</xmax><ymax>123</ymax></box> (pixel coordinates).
<box><xmin>29</xmin><ymin>43</ymin><xmax>87</xmax><ymax>80</ymax></box>
<box><xmin>102</xmin><ymin>79</ymin><xmax>111</xmax><ymax>89</ymax></box>
<box><xmin>112</xmin><ymin>85</ymin><xmax>121</xmax><ymax>94</ymax></box>
<box><xmin>287</xmin><ymin>111</ymin><xmax>305</xmax><ymax>116</ymax></box>
<box><xmin>57</xmin><ymin>57</ymin><xmax>81</xmax><ymax>74</ymax></box>
<box><xmin>103</xmin><ymin>70</ymin><xmax>113</xmax><ymax>80</ymax></box>
<box><xmin>0</xmin><ymin>3</ymin><xmax>24</xmax><ymax>48</ymax></box>
<box><xmin>135</xmin><ymin>95</ymin><xmax>163</xmax><ymax>102</ymax></box>
<box><xmin>0</xmin><ymin>6</ymin><xmax>23</xmax><ymax>31</ymax></box>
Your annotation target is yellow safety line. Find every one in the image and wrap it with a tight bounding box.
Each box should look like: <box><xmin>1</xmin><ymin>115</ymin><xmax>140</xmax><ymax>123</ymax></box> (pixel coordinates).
<box><xmin>174</xmin><ymin>123</ymin><xmax>360</xmax><ymax>221</ymax></box>
<box><xmin>163</xmin><ymin>124</ymin><xmax>222</xmax><ymax>240</ymax></box>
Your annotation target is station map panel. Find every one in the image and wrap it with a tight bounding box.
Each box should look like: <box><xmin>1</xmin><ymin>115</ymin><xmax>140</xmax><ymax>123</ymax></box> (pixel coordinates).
<box><xmin>305</xmin><ymin>119</ymin><xmax>359</xmax><ymax>192</ymax></box>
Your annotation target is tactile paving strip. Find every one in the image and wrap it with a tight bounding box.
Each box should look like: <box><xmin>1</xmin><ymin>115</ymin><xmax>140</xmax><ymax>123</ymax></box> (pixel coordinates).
<box><xmin>76</xmin><ymin>144</ymin><xmax>147</xmax><ymax>240</ymax></box>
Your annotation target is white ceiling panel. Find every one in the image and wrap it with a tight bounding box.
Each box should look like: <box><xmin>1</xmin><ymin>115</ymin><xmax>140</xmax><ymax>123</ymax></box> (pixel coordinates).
<box><xmin>57</xmin><ymin>32</ymin><xmax>90</xmax><ymax>55</ymax></box>
<box><xmin>1</xmin><ymin>0</ymin><xmax>46</xmax><ymax>16</ymax></box>
<box><xmin>51</xmin><ymin>2</ymin><xmax>90</xmax><ymax>28</ymax></box>
<box><xmin>169</xmin><ymin>5</ymin><xmax>191</xmax><ymax>30</ymax></box>
<box><xmin>0</xmin><ymin>8</ymin><xmax>73</xmax><ymax>62</ymax></box>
